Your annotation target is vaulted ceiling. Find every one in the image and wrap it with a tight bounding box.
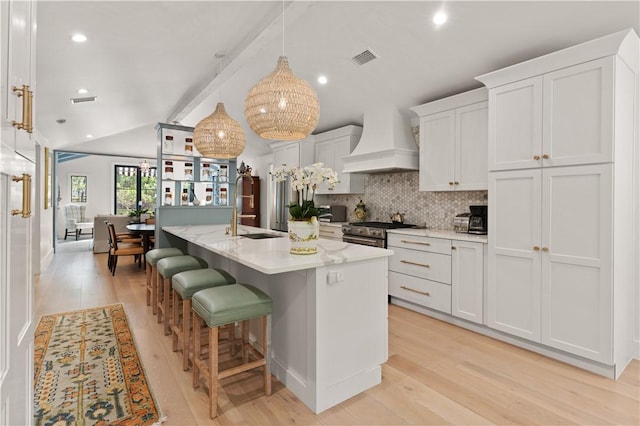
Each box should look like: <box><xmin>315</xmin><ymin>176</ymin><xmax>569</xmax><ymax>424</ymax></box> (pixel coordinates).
<box><xmin>36</xmin><ymin>1</ymin><xmax>640</xmax><ymax>159</ymax></box>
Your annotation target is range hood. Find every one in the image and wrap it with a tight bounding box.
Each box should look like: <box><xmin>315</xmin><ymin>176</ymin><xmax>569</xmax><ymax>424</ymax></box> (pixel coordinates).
<box><xmin>341</xmin><ymin>105</ymin><xmax>418</xmax><ymax>173</ymax></box>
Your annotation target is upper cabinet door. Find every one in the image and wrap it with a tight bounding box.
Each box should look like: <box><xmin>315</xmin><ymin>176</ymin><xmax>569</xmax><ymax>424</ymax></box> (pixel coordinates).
<box><xmin>419</xmin><ymin>110</ymin><xmax>455</xmax><ymax>191</ymax></box>
<box><xmin>488</xmin><ymin>77</ymin><xmax>543</xmax><ymax>171</ymax></box>
<box><xmin>456</xmin><ymin>101</ymin><xmax>488</xmax><ymax>190</ymax></box>
<box><xmin>542</xmin><ymin>57</ymin><xmax>614</xmax><ymax>167</ymax></box>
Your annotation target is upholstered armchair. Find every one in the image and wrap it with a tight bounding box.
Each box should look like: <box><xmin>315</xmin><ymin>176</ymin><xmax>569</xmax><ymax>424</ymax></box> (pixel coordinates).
<box><xmin>62</xmin><ymin>204</ymin><xmax>93</xmax><ymax>240</ymax></box>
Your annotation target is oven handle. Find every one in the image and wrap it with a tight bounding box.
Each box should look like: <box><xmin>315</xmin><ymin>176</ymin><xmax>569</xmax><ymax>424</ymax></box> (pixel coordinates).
<box><xmin>343</xmin><ymin>235</ymin><xmax>385</xmax><ymax>247</ymax></box>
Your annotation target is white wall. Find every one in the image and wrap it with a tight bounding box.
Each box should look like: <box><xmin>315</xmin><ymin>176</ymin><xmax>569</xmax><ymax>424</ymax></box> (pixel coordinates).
<box><xmin>55</xmin><ymin>154</ymin><xmax>156</xmax><ymax>239</ymax></box>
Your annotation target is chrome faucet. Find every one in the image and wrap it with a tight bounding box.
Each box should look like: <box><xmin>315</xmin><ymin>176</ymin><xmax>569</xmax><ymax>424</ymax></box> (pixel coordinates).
<box><xmin>231</xmin><ymin>170</ymin><xmax>257</xmax><ymax>236</ymax></box>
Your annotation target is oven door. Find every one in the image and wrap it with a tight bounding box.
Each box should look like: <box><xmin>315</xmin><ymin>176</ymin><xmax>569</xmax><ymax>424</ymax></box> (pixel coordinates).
<box><xmin>342</xmin><ymin>234</ymin><xmax>385</xmax><ymax>248</ymax></box>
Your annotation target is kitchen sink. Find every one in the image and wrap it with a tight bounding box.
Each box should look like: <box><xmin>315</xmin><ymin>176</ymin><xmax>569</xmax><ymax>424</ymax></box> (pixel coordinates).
<box><xmin>240</xmin><ymin>233</ymin><xmax>283</xmax><ymax>239</ymax></box>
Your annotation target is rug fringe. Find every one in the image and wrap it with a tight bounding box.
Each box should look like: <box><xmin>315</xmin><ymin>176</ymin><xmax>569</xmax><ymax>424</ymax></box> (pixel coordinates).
<box><xmin>152</xmin><ymin>415</ymin><xmax>168</xmax><ymax>425</ymax></box>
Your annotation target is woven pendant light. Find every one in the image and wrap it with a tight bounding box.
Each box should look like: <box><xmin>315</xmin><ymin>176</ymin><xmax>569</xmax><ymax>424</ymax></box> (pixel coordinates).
<box><xmin>193</xmin><ymin>102</ymin><xmax>245</xmax><ymax>159</ymax></box>
<box><xmin>245</xmin><ymin>56</ymin><xmax>319</xmax><ymax>141</ymax></box>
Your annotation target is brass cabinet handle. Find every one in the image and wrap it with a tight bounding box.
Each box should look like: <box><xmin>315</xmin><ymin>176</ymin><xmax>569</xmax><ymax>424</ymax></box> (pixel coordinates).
<box><xmin>454</xmin><ymin>181</ymin><xmax>459</xmax><ymax>185</ymax></box>
<box><xmin>11</xmin><ymin>173</ymin><xmax>32</xmax><ymax>218</ymax></box>
<box><xmin>11</xmin><ymin>85</ymin><xmax>34</xmax><ymax>133</ymax></box>
<box><xmin>400</xmin><ymin>285</ymin><xmax>430</xmax><ymax>296</ymax></box>
<box><xmin>448</xmin><ymin>182</ymin><xmax>454</xmax><ymax>185</ymax></box>
<box><xmin>401</xmin><ymin>239</ymin><xmax>430</xmax><ymax>246</ymax></box>
<box><xmin>533</xmin><ymin>246</ymin><xmax>540</xmax><ymax>251</ymax></box>
<box><xmin>451</xmin><ymin>246</ymin><xmax>457</xmax><ymax>250</ymax></box>
<box><xmin>400</xmin><ymin>259</ymin><xmax>430</xmax><ymax>268</ymax></box>
<box><xmin>533</xmin><ymin>155</ymin><xmax>540</xmax><ymax>160</ymax></box>
<box><xmin>542</xmin><ymin>247</ymin><xmax>549</xmax><ymax>252</ymax></box>
<box><xmin>542</xmin><ymin>154</ymin><xmax>549</xmax><ymax>159</ymax></box>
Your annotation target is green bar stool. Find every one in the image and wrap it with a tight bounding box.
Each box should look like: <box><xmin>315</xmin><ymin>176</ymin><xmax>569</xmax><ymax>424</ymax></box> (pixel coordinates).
<box><xmin>191</xmin><ymin>284</ymin><xmax>272</xmax><ymax>419</ymax></box>
<box><xmin>145</xmin><ymin>248</ymin><xmax>184</xmax><ymax>313</ymax></box>
<box><xmin>156</xmin><ymin>255</ymin><xmax>208</xmax><ymax>335</ymax></box>
<box><xmin>171</xmin><ymin>268</ymin><xmax>236</xmax><ymax>371</ymax></box>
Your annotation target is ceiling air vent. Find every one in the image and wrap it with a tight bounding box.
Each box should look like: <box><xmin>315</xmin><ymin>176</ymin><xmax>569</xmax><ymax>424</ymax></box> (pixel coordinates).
<box><xmin>70</xmin><ymin>96</ymin><xmax>97</xmax><ymax>104</ymax></box>
<box><xmin>352</xmin><ymin>49</ymin><xmax>378</xmax><ymax>66</ymax></box>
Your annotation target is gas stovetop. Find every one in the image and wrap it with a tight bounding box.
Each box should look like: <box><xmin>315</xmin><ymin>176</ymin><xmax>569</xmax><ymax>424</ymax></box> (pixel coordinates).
<box><xmin>342</xmin><ymin>222</ymin><xmax>418</xmax><ymax>240</ymax></box>
<box><xmin>349</xmin><ymin>221</ymin><xmax>417</xmax><ymax>229</ymax></box>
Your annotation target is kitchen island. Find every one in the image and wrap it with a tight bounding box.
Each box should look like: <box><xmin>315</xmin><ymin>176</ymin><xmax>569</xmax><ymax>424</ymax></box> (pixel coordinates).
<box><xmin>162</xmin><ymin>224</ymin><xmax>392</xmax><ymax>414</ymax></box>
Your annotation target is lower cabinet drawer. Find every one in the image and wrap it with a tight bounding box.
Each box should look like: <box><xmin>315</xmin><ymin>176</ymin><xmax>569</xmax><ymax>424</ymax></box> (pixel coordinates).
<box><xmin>389</xmin><ymin>247</ymin><xmax>451</xmax><ymax>284</ymax></box>
<box><xmin>389</xmin><ymin>271</ymin><xmax>451</xmax><ymax>314</ymax></box>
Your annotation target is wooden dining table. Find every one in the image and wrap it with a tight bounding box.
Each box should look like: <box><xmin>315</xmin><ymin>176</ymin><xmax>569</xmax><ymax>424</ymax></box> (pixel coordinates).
<box><xmin>126</xmin><ymin>223</ymin><xmax>155</xmax><ymax>254</ymax></box>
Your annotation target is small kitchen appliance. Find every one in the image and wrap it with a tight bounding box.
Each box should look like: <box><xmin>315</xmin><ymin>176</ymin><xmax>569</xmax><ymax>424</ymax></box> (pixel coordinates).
<box><xmin>468</xmin><ymin>205</ymin><xmax>488</xmax><ymax>235</ymax></box>
<box><xmin>318</xmin><ymin>205</ymin><xmax>347</xmax><ymax>223</ymax></box>
<box><xmin>453</xmin><ymin>213</ymin><xmax>471</xmax><ymax>233</ymax></box>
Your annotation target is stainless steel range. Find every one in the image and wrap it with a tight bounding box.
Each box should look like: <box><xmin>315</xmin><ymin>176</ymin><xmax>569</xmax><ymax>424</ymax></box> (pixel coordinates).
<box><xmin>342</xmin><ymin>222</ymin><xmax>418</xmax><ymax>248</ymax></box>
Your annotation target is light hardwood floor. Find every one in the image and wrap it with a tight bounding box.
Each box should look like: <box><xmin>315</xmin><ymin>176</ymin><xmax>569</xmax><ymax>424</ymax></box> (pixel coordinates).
<box><xmin>36</xmin><ymin>247</ymin><xmax>640</xmax><ymax>425</ymax></box>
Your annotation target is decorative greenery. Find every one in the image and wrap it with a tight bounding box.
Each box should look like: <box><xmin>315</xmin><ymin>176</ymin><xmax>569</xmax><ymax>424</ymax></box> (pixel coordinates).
<box><xmin>127</xmin><ymin>208</ymin><xmax>149</xmax><ymax>218</ymax></box>
<box><xmin>271</xmin><ymin>162</ymin><xmax>338</xmax><ymax>220</ymax></box>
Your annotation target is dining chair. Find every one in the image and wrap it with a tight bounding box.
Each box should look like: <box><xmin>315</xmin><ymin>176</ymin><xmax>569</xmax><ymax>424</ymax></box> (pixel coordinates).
<box><xmin>107</xmin><ymin>223</ymin><xmax>144</xmax><ymax>276</ymax></box>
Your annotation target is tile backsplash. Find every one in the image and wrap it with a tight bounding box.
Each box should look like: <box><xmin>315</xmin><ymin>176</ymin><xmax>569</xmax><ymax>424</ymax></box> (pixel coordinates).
<box><xmin>322</xmin><ymin>171</ymin><xmax>487</xmax><ymax>230</ymax></box>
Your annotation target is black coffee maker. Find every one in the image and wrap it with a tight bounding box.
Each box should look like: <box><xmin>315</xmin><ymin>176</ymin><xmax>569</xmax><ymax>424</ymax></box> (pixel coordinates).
<box><xmin>468</xmin><ymin>205</ymin><xmax>488</xmax><ymax>235</ymax></box>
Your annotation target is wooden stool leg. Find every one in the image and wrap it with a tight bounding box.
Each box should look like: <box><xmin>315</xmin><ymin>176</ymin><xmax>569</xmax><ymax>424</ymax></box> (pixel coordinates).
<box><xmin>153</xmin><ymin>270</ymin><xmax>161</xmax><ymax>315</ymax></box>
<box><xmin>242</xmin><ymin>320</ymin><xmax>249</xmax><ymax>364</ymax></box>
<box><xmin>172</xmin><ymin>290</ymin><xmax>180</xmax><ymax>351</ymax></box>
<box><xmin>182</xmin><ymin>298</ymin><xmax>192</xmax><ymax>371</ymax></box>
<box><xmin>209</xmin><ymin>325</ymin><xmax>219</xmax><ymax>419</ymax></box>
<box><xmin>192</xmin><ymin>312</ymin><xmax>201</xmax><ymax>389</ymax></box>
<box><xmin>163</xmin><ymin>277</ymin><xmax>171</xmax><ymax>335</ymax></box>
<box><xmin>263</xmin><ymin>315</ymin><xmax>271</xmax><ymax>396</ymax></box>
<box><xmin>145</xmin><ymin>263</ymin><xmax>152</xmax><ymax>306</ymax></box>
<box><xmin>156</xmin><ymin>275</ymin><xmax>164</xmax><ymax>323</ymax></box>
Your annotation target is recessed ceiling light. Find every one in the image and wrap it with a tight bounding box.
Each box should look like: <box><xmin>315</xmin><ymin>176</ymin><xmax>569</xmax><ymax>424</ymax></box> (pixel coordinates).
<box><xmin>77</xmin><ymin>88</ymin><xmax>88</xmax><ymax>94</ymax></box>
<box><xmin>433</xmin><ymin>11</ymin><xmax>447</xmax><ymax>26</ymax></box>
<box><xmin>71</xmin><ymin>33</ymin><xmax>87</xmax><ymax>43</ymax></box>
<box><xmin>86</xmin><ymin>134</ymin><xmax>93</xmax><ymax>139</ymax></box>
<box><xmin>317</xmin><ymin>75</ymin><xmax>328</xmax><ymax>85</ymax></box>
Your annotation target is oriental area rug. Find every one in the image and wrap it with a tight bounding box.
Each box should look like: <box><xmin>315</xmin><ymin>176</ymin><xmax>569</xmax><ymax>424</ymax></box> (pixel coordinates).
<box><xmin>34</xmin><ymin>304</ymin><xmax>162</xmax><ymax>426</ymax></box>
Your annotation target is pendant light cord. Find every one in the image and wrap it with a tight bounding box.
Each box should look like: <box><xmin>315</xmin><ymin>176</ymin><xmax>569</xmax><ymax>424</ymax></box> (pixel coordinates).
<box><xmin>282</xmin><ymin>0</ymin><xmax>285</xmax><ymax>56</ymax></box>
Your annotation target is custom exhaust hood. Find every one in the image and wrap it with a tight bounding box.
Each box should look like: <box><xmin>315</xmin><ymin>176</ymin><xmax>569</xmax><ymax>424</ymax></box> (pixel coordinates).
<box><xmin>341</xmin><ymin>105</ymin><xmax>418</xmax><ymax>173</ymax></box>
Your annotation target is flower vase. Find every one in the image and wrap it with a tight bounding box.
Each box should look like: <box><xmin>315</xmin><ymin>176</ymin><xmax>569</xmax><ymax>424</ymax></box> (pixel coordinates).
<box><xmin>288</xmin><ymin>217</ymin><xmax>319</xmax><ymax>255</ymax></box>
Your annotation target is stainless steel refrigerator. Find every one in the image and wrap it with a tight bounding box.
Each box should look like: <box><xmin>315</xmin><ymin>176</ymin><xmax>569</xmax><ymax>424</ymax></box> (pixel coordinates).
<box><xmin>270</xmin><ymin>177</ymin><xmax>293</xmax><ymax>232</ymax></box>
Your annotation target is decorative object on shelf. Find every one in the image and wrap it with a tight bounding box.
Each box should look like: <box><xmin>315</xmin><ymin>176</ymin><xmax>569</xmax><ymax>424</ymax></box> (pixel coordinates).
<box><xmin>244</xmin><ymin>2</ymin><xmax>319</xmax><ymax>141</ymax></box>
<box><xmin>271</xmin><ymin>162</ymin><xmax>338</xmax><ymax>254</ymax></box>
<box><xmin>193</xmin><ymin>102</ymin><xmax>245</xmax><ymax>159</ymax></box>
<box><xmin>354</xmin><ymin>199</ymin><xmax>367</xmax><ymax>222</ymax></box>
<box><xmin>139</xmin><ymin>159</ymin><xmax>151</xmax><ymax>172</ymax></box>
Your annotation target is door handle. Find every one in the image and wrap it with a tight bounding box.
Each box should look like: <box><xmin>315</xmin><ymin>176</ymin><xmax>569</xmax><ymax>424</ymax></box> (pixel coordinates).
<box><xmin>11</xmin><ymin>85</ymin><xmax>34</xmax><ymax>133</ymax></box>
<box><xmin>11</xmin><ymin>173</ymin><xmax>32</xmax><ymax>218</ymax></box>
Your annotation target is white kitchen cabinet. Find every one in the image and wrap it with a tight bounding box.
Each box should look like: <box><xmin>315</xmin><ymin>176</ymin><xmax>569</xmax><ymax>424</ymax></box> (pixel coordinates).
<box><xmin>314</xmin><ymin>125</ymin><xmax>364</xmax><ymax>194</ymax></box>
<box><xmin>489</xmin><ymin>165</ymin><xmax>613</xmax><ymax>363</ymax></box>
<box><xmin>478</xmin><ymin>29</ymin><xmax>638</xmax><ymax>377</ymax></box>
<box><xmin>485</xmin><ymin>57</ymin><xmax>614</xmax><ymax>172</ymax></box>
<box><xmin>412</xmin><ymin>88</ymin><xmax>488</xmax><ymax>192</ymax></box>
<box><xmin>488</xmin><ymin>169</ymin><xmax>542</xmax><ymax>341</ymax></box>
<box><xmin>451</xmin><ymin>240</ymin><xmax>484</xmax><ymax>325</ymax></box>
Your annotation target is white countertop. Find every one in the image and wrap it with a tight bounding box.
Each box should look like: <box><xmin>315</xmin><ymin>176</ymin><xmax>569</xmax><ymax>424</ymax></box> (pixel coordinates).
<box><xmin>162</xmin><ymin>224</ymin><xmax>393</xmax><ymax>275</ymax></box>
<box><xmin>387</xmin><ymin>228</ymin><xmax>488</xmax><ymax>243</ymax></box>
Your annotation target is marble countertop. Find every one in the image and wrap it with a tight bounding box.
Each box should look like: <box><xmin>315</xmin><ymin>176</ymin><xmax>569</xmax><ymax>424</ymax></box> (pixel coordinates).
<box><xmin>162</xmin><ymin>224</ymin><xmax>393</xmax><ymax>275</ymax></box>
<box><xmin>387</xmin><ymin>228</ymin><xmax>488</xmax><ymax>243</ymax></box>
